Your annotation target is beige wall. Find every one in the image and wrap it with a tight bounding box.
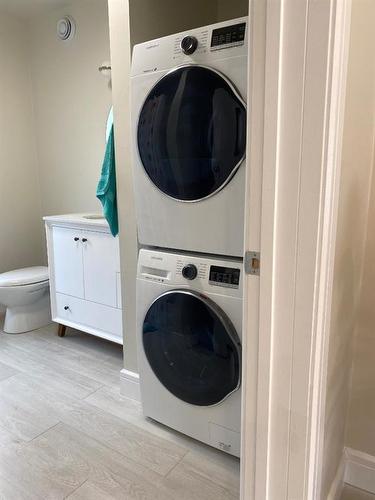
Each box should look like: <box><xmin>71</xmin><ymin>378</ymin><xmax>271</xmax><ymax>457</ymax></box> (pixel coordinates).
<box><xmin>216</xmin><ymin>0</ymin><xmax>248</xmax><ymax>22</ymax></box>
<box><xmin>347</xmin><ymin>151</ymin><xmax>375</xmax><ymax>455</ymax></box>
<box><xmin>0</xmin><ymin>11</ymin><xmax>44</xmax><ymax>274</ymax></box>
<box><xmin>345</xmin><ymin>0</ymin><xmax>375</xmax><ymax>453</ymax></box>
<box><xmin>0</xmin><ymin>0</ymin><xmax>111</xmax><ymax>271</ymax></box>
<box><xmin>108</xmin><ymin>0</ymin><xmax>248</xmax><ymax>373</ymax></box>
<box><xmin>29</xmin><ymin>0</ymin><xmax>112</xmax><ymax>217</ymax></box>
<box><xmin>322</xmin><ymin>1</ymin><xmax>375</xmax><ymax>496</ymax></box>
<box><xmin>129</xmin><ymin>0</ymin><xmax>232</xmax><ymax>47</ymax></box>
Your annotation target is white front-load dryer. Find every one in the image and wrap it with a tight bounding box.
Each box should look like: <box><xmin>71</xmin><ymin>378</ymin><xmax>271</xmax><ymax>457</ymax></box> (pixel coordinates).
<box><xmin>131</xmin><ymin>18</ymin><xmax>248</xmax><ymax>257</ymax></box>
<box><xmin>137</xmin><ymin>249</ymin><xmax>242</xmax><ymax>457</ymax></box>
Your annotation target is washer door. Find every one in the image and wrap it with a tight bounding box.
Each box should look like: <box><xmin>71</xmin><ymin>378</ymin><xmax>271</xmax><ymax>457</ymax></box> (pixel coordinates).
<box><xmin>142</xmin><ymin>290</ymin><xmax>241</xmax><ymax>406</ymax></box>
<box><xmin>137</xmin><ymin>65</ymin><xmax>246</xmax><ymax>202</ymax></box>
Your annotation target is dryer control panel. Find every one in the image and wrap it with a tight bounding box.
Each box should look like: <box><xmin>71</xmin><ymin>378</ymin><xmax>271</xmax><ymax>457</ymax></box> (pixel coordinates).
<box><xmin>131</xmin><ymin>16</ymin><xmax>248</xmax><ymax>77</ymax></box>
<box><xmin>211</xmin><ymin>22</ymin><xmax>246</xmax><ymax>51</ymax></box>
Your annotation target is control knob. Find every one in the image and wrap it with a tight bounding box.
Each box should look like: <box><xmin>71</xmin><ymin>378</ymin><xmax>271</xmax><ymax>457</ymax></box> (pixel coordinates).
<box><xmin>182</xmin><ymin>264</ymin><xmax>198</xmax><ymax>280</ymax></box>
<box><xmin>180</xmin><ymin>36</ymin><xmax>198</xmax><ymax>55</ymax></box>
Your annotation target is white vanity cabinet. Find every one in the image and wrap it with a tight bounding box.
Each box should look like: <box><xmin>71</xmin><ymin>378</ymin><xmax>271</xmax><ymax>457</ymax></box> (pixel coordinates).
<box><xmin>44</xmin><ymin>214</ymin><xmax>123</xmax><ymax>344</ymax></box>
<box><xmin>52</xmin><ymin>226</ymin><xmax>85</xmax><ymax>299</ymax></box>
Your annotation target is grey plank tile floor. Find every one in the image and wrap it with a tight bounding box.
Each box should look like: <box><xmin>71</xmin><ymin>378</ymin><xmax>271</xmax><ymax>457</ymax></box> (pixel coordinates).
<box><xmin>0</xmin><ymin>319</ymin><xmax>240</xmax><ymax>499</ymax></box>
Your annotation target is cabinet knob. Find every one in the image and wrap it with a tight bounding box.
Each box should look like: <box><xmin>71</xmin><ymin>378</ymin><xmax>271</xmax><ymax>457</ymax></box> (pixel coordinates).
<box><xmin>74</xmin><ymin>237</ymin><xmax>79</xmax><ymax>241</ymax></box>
<box><xmin>64</xmin><ymin>306</ymin><xmax>70</xmax><ymax>310</ymax></box>
<box><xmin>81</xmin><ymin>238</ymin><xmax>87</xmax><ymax>243</ymax></box>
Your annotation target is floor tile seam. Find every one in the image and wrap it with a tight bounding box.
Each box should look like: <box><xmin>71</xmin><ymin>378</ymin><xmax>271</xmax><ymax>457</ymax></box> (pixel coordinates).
<box><xmin>41</xmin><ymin>334</ymin><xmax>123</xmax><ymax>367</ymax></box>
<box><xmin>56</xmin><ymin>420</ymin><xmax>180</xmax><ymax>481</ymax></box>
<box><xmin>1</xmin><ymin>335</ymin><xmax>121</xmax><ymax>376</ymax></box>
<box><xmin>64</xmin><ymin>478</ymin><xmax>89</xmax><ymax>499</ymax></box>
<box><xmin>162</xmin><ymin>448</ymin><xmax>240</xmax><ymax>498</ymax></box>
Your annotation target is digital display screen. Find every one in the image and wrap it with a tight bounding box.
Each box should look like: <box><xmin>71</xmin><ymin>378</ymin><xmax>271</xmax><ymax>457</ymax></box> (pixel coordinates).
<box><xmin>209</xmin><ymin>266</ymin><xmax>240</xmax><ymax>288</ymax></box>
<box><xmin>211</xmin><ymin>22</ymin><xmax>246</xmax><ymax>48</ymax></box>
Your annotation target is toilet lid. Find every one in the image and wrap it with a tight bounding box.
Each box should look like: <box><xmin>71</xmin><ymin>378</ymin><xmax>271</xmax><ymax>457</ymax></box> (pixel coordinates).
<box><xmin>0</xmin><ymin>266</ymin><xmax>49</xmax><ymax>287</ymax></box>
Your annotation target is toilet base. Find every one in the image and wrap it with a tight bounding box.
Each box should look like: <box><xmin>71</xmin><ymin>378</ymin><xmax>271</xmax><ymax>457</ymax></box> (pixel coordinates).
<box><xmin>4</xmin><ymin>291</ymin><xmax>51</xmax><ymax>334</ymax></box>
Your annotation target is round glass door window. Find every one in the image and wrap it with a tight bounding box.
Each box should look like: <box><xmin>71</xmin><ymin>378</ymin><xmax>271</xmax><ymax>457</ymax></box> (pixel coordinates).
<box><xmin>142</xmin><ymin>290</ymin><xmax>241</xmax><ymax>406</ymax></box>
<box><xmin>137</xmin><ymin>65</ymin><xmax>246</xmax><ymax>201</ymax></box>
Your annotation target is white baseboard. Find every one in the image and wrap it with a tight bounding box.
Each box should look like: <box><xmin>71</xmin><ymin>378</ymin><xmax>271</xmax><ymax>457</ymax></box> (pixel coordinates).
<box><xmin>328</xmin><ymin>455</ymin><xmax>346</xmax><ymax>500</ymax></box>
<box><xmin>120</xmin><ymin>368</ymin><xmax>141</xmax><ymax>402</ymax></box>
<box><xmin>344</xmin><ymin>447</ymin><xmax>375</xmax><ymax>494</ymax></box>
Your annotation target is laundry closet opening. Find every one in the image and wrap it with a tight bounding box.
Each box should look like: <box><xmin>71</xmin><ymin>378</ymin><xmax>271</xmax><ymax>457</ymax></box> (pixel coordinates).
<box><xmin>110</xmin><ymin>0</ymin><xmax>250</xmax><ymax>483</ymax></box>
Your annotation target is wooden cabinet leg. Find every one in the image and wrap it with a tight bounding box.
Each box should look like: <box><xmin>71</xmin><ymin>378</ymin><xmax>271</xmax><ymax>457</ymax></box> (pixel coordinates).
<box><xmin>58</xmin><ymin>324</ymin><xmax>67</xmax><ymax>337</ymax></box>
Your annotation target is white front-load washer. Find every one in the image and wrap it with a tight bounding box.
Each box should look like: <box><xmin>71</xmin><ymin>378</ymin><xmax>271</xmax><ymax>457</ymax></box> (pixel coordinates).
<box><xmin>137</xmin><ymin>249</ymin><xmax>242</xmax><ymax>456</ymax></box>
<box><xmin>131</xmin><ymin>18</ymin><xmax>248</xmax><ymax>257</ymax></box>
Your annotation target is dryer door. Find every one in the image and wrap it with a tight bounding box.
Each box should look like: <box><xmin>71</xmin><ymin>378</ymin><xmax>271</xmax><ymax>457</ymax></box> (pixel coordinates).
<box><xmin>142</xmin><ymin>290</ymin><xmax>241</xmax><ymax>406</ymax></box>
<box><xmin>137</xmin><ymin>65</ymin><xmax>246</xmax><ymax>202</ymax></box>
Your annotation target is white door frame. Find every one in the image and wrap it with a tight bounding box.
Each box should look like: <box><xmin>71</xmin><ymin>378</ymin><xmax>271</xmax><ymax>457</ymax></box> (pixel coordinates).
<box><xmin>241</xmin><ymin>0</ymin><xmax>352</xmax><ymax>498</ymax></box>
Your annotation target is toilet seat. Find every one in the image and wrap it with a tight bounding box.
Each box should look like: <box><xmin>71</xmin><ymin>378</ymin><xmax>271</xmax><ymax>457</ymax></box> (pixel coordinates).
<box><xmin>0</xmin><ymin>266</ymin><xmax>49</xmax><ymax>287</ymax></box>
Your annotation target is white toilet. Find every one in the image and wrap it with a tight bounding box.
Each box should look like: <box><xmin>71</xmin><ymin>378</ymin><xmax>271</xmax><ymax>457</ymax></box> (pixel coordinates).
<box><xmin>0</xmin><ymin>266</ymin><xmax>51</xmax><ymax>334</ymax></box>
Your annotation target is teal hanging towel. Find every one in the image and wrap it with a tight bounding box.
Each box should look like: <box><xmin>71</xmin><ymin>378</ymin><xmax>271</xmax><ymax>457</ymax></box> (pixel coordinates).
<box><xmin>96</xmin><ymin>123</ymin><xmax>118</xmax><ymax>237</ymax></box>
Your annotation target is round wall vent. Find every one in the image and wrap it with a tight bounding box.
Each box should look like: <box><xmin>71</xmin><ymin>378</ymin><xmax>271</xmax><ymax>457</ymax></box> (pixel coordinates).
<box><xmin>57</xmin><ymin>16</ymin><xmax>76</xmax><ymax>41</ymax></box>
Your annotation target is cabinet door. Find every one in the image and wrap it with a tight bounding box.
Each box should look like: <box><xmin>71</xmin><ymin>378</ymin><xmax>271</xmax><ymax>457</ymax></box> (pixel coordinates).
<box><xmin>82</xmin><ymin>230</ymin><xmax>120</xmax><ymax>308</ymax></box>
<box><xmin>52</xmin><ymin>227</ymin><xmax>84</xmax><ymax>298</ymax></box>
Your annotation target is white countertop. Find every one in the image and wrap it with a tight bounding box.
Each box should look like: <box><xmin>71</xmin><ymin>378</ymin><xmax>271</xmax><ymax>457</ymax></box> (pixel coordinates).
<box><xmin>43</xmin><ymin>213</ymin><xmax>110</xmax><ymax>229</ymax></box>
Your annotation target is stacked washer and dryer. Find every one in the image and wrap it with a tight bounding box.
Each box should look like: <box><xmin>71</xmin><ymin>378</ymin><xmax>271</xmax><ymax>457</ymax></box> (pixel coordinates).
<box><xmin>131</xmin><ymin>17</ymin><xmax>248</xmax><ymax>457</ymax></box>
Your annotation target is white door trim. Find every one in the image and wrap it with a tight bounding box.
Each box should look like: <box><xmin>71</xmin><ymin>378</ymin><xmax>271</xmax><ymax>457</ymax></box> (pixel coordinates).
<box><xmin>240</xmin><ymin>1</ymin><xmax>267</xmax><ymax>498</ymax></box>
<box><xmin>241</xmin><ymin>0</ymin><xmax>352</xmax><ymax>498</ymax></box>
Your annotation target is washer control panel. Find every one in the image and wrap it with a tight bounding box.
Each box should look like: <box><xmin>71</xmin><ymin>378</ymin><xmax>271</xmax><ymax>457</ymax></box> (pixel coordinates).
<box><xmin>176</xmin><ymin>259</ymin><xmax>208</xmax><ymax>280</ymax></box>
<box><xmin>176</xmin><ymin>259</ymin><xmax>240</xmax><ymax>289</ymax></box>
<box><xmin>138</xmin><ymin>249</ymin><xmax>243</xmax><ymax>297</ymax></box>
<box><xmin>209</xmin><ymin>265</ymin><xmax>240</xmax><ymax>289</ymax></box>
<box><xmin>181</xmin><ymin>264</ymin><xmax>198</xmax><ymax>280</ymax></box>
